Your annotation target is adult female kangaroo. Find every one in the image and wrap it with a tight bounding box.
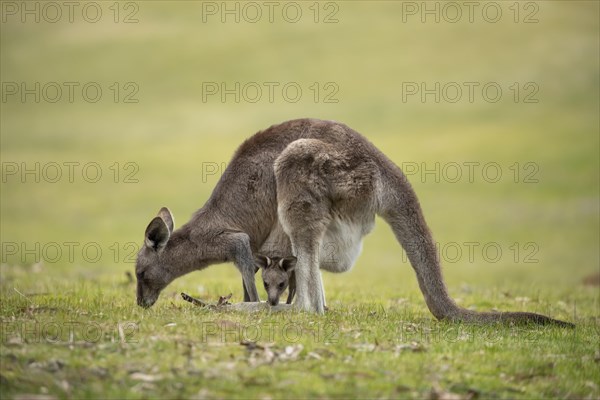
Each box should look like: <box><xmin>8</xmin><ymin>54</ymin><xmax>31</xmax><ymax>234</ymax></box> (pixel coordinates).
<box><xmin>135</xmin><ymin>118</ymin><xmax>573</xmax><ymax>327</ymax></box>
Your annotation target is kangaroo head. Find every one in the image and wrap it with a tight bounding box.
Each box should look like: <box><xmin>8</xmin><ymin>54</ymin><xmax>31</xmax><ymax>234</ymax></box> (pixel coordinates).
<box><xmin>135</xmin><ymin>207</ymin><xmax>175</xmax><ymax>308</ymax></box>
<box><xmin>254</xmin><ymin>254</ymin><xmax>296</xmax><ymax>306</ymax></box>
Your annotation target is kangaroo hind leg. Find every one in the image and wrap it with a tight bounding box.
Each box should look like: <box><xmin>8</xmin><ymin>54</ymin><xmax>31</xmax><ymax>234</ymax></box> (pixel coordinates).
<box><xmin>275</xmin><ymin>138</ymin><xmax>333</xmax><ymax>313</ymax></box>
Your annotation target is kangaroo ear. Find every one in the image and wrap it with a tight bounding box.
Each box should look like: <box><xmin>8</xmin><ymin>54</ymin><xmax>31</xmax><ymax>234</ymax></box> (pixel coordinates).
<box><xmin>157</xmin><ymin>207</ymin><xmax>174</xmax><ymax>234</ymax></box>
<box><xmin>254</xmin><ymin>254</ymin><xmax>270</xmax><ymax>273</ymax></box>
<box><xmin>279</xmin><ymin>256</ymin><xmax>297</xmax><ymax>273</ymax></box>
<box><xmin>145</xmin><ymin>216</ymin><xmax>170</xmax><ymax>251</ymax></box>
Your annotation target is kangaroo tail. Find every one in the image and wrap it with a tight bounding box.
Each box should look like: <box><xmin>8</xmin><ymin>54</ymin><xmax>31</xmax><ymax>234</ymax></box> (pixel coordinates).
<box><xmin>378</xmin><ymin>166</ymin><xmax>574</xmax><ymax>328</ymax></box>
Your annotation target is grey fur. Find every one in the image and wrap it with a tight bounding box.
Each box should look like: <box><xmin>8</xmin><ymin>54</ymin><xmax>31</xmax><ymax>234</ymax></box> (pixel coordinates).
<box><xmin>135</xmin><ymin>118</ymin><xmax>573</xmax><ymax>327</ymax></box>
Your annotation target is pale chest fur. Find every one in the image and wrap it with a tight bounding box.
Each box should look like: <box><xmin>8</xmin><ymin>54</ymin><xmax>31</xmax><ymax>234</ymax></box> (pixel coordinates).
<box><xmin>319</xmin><ymin>216</ymin><xmax>375</xmax><ymax>273</ymax></box>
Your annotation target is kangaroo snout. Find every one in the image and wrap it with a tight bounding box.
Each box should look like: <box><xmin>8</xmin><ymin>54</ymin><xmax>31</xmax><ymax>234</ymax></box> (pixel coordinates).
<box><xmin>137</xmin><ymin>297</ymin><xmax>155</xmax><ymax>308</ymax></box>
<box><xmin>136</xmin><ymin>282</ymin><xmax>157</xmax><ymax>308</ymax></box>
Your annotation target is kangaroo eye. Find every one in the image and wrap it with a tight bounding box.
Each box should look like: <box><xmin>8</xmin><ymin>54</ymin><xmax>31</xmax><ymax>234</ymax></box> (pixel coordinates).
<box><xmin>263</xmin><ymin>281</ymin><xmax>269</xmax><ymax>288</ymax></box>
<box><xmin>278</xmin><ymin>282</ymin><xmax>285</xmax><ymax>289</ymax></box>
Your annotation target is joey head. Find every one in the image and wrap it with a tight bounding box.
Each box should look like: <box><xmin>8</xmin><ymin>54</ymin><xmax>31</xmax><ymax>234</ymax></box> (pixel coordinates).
<box><xmin>254</xmin><ymin>254</ymin><xmax>297</xmax><ymax>306</ymax></box>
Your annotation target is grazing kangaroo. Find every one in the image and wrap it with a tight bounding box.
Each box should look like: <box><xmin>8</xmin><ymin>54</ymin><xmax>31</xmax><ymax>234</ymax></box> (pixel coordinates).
<box><xmin>254</xmin><ymin>255</ymin><xmax>297</xmax><ymax>306</ymax></box>
<box><xmin>135</xmin><ymin>118</ymin><xmax>573</xmax><ymax>327</ymax></box>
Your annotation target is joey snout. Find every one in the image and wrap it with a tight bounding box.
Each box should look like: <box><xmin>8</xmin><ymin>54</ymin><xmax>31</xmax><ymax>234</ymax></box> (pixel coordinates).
<box><xmin>267</xmin><ymin>293</ymin><xmax>281</xmax><ymax>306</ymax></box>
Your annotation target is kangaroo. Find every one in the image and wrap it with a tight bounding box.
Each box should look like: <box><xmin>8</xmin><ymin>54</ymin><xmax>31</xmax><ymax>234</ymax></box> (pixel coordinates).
<box><xmin>135</xmin><ymin>118</ymin><xmax>573</xmax><ymax>327</ymax></box>
<box><xmin>254</xmin><ymin>255</ymin><xmax>297</xmax><ymax>306</ymax></box>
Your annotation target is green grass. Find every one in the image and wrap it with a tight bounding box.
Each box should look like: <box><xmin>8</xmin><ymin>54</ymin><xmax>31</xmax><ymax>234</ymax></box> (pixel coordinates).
<box><xmin>1</xmin><ymin>1</ymin><xmax>599</xmax><ymax>399</ymax></box>
<box><xmin>0</xmin><ymin>279</ymin><xmax>598</xmax><ymax>399</ymax></box>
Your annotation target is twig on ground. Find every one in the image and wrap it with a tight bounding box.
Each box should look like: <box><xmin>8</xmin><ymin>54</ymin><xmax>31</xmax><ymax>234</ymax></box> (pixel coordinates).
<box><xmin>181</xmin><ymin>292</ymin><xmax>210</xmax><ymax>307</ymax></box>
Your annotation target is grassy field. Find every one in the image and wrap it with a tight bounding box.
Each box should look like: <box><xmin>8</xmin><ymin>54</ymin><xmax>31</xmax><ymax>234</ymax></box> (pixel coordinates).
<box><xmin>1</xmin><ymin>1</ymin><xmax>599</xmax><ymax>399</ymax></box>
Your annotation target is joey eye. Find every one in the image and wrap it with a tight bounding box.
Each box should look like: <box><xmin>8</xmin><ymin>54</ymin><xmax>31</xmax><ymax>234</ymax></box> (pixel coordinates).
<box><xmin>263</xmin><ymin>281</ymin><xmax>269</xmax><ymax>288</ymax></box>
<box><xmin>278</xmin><ymin>282</ymin><xmax>285</xmax><ymax>289</ymax></box>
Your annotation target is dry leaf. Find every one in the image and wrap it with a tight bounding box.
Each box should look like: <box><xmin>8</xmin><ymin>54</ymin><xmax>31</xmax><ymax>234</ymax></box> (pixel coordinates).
<box><xmin>217</xmin><ymin>293</ymin><xmax>233</xmax><ymax>306</ymax></box>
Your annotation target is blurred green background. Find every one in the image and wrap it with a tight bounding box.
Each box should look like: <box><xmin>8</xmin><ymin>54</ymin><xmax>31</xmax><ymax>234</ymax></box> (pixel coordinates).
<box><xmin>1</xmin><ymin>1</ymin><xmax>598</xmax><ymax>304</ymax></box>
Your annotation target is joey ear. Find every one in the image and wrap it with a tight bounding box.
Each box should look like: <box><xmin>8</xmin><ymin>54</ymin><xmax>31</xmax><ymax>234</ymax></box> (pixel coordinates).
<box><xmin>254</xmin><ymin>254</ymin><xmax>270</xmax><ymax>272</ymax></box>
<box><xmin>279</xmin><ymin>256</ymin><xmax>297</xmax><ymax>273</ymax></box>
<box><xmin>157</xmin><ymin>207</ymin><xmax>174</xmax><ymax>234</ymax></box>
<box><xmin>144</xmin><ymin>216</ymin><xmax>170</xmax><ymax>251</ymax></box>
